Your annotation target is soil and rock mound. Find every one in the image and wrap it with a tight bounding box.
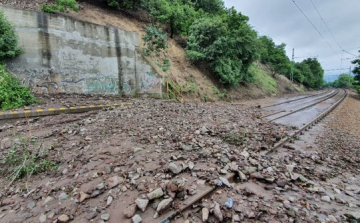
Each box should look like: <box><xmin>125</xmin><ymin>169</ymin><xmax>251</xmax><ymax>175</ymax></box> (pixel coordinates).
<box><xmin>0</xmin><ymin>93</ymin><xmax>359</xmax><ymax>223</ymax></box>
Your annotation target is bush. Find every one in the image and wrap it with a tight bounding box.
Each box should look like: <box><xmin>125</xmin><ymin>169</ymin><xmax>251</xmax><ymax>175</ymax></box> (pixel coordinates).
<box><xmin>107</xmin><ymin>0</ymin><xmax>141</xmax><ymax>10</ymax></box>
<box><xmin>42</xmin><ymin>0</ymin><xmax>79</xmax><ymax>13</ymax></box>
<box><xmin>143</xmin><ymin>25</ymin><xmax>171</xmax><ymax>72</ymax></box>
<box><xmin>186</xmin><ymin>9</ymin><xmax>259</xmax><ymax>86</ymax></box>
<box><xmin>0</xmin><ymin>11</ymin><xmax>22</xmax><ymax>61</ymax></box>
<box><xmin>143</xmin><ymin>25</ymin><xmax>168</xmax><ymax>56</ymax></box>
<box><xmin>0</xmin><ymin>64</ymin><xmax>36</xmax><ymax>110</ymax></box>
<box><xmin>107</xmin><ymin>0</ymin><xmax>120</xmax><ymax>8</ymax></box>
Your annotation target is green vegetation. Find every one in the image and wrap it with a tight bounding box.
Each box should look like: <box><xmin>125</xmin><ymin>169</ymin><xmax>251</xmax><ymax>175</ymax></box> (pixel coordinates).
<box><xmin>213</xmin><ymin>87</ymin><xmax>226</xmax><ymax>99</ymax></box>
<box><xmin>250</xmin><ymin>64</ymin><xmax>277</xmax><ymax>94</ymax></box>
<box><xmin>142</xmin><ymin>25</ymin><xmax>171</xmax><ymax>72</ymax></box>
<box><xmin>103</xmin><ymin>0</ymin><xmax>325</xmax><ymax>90</ymax></box>
<box><xmin>352</xmin><ymin>51</ymin><xmax>360</xmax><ymax>94</ymax></box>
<box><xmin>144</xmin><ymin>0</ymin><xmax>198</xmax><ymax>38</ymax></box>
<box><xmin>143</xmin><ymin>25</ymin><xmax>168</xmax><ymax>57</ymax></box>
<box><xmin>0</xmin><ymin>65</ymin><xmax>36</xmax><ymax>110</ymax></box>
<box><xmin>2</xmin><ymin>138</ymin><xmax>57</xmax><ymax>183</ymax></box>
<box><xmin>0</xmin><ymin>11</ymin><xmax>22</xmax><ymax>60</ymax></box>
<box><xmin>222</xmin><ymin>132</ymin><xmax>248</xmax><ymax>146</ymax></box>
<box><xmin>0</xmin><ymin>12</ymin><xmax>36</xmax><ymax>110</ymax></box>
<box><xmin>355</xmin><ymin>86</ymin><xmax>360</xmax><ymax>94</ymax></box>
<box><xmin>186</xmin><ymin>9</ymin><xmax>258</xmax><ymax>85</ymax></box>
<box><xmin>326</xmin><ymin>74</ymin><xmax>354</xmax><ymax>88</ymax></box>
<box><xmin>258</xmin><ymin>36</ymin><xmax>291</xmax><ymax>76</ymax></box>
<box><xmin>258</xmin><ymin>36</ymin><xmax>324</xmax><ymax>89</ymax></box>
<box><xmin>107</xmin><ymin>0</ymin><xmax>141</xmax><ymax>10</ymax></box>
<box><xmin>182</xmin><ymin>82</ymin><xmax>198</xmax><ymax>94</ymax></box>
<box><xmin>167</xmin><ymin>80</ymin><xmax>226</xmax><ymax>101</ymax></box>
<box><xmin>296</xmin><ymin>58</ymin><xmax>324</xmax><ymax>89</ymax></box>
<box><xmin>167</xmin><ymin>80</ymin><xmax>182</xmax><ymax>101</ymax></box>
<box><xmin>42</xmin><ymin>0</ymin><xmax>79</xmax><ymax>13</ymax></box>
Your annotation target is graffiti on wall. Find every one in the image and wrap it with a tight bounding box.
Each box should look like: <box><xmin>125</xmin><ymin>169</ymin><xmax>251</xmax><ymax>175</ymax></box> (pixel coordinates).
<box><xmin>8</xmin><ymin>65</ymin><xmax>119</xmax><ymax>95</ymax></box>
<box><xmin>138</xmin><ymin>72</ymin><xmax>162</xmax><ymax>92</ymax></box>
<box><xmin>3</xmin><ymin>6</ymin><xmax>163</xmax><ymax>97</ymax></box>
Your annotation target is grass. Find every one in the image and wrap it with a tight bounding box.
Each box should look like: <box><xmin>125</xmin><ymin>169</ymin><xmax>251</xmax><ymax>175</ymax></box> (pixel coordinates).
<box><xmin>42</xmin><ymin>0</ymin><xmax>79</xmax><ymax>13</ymax></box>
<box><xmin>1</xmin><ymin>137</ymin><xmax>58</xmax><ymax>185</ymax></box>
<box><xmin>222</xmin><ymin>132</ymin><xmax>248</xmax><ymax>147</ymax></box>
<box><xmin>249</xmin><ymin>64</ymin><xmax>278</xmax><ymax>95</ymax></box>
<box><xmin>213</xmin><ymin>86</ymin><xmax>226</xmax><ymax>99</ymax></box>
<box><xmin>0</xmin><ymin>64</ymin><xmax>37</xmax><ymax>110</ymax></box>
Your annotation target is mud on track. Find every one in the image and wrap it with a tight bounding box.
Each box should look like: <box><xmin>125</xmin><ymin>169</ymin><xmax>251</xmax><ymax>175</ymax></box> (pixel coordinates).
<box><xmin>0</xmin><ymin>98</ymin><xmax>289</xmax><ymax>223</ymax></box>
<box><xmin>0</xmin><ymin>92</ymin><xmax>359</xmax><ymax>223</ymax></box>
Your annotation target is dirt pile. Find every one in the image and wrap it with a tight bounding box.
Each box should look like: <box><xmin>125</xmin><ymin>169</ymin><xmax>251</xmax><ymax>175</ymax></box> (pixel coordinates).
<box><xmin>0</xmin><ymin>98</ymin><xmax>291</xmax><ymax>223</ymax></box>
<box><xmin>1</xmin><ymin>93</ymin><xmax>360</xmax><ymax>222</ymax></box>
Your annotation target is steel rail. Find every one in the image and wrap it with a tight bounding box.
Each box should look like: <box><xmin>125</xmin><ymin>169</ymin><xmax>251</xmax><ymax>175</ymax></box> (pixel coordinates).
<box><xmin>268</xmin><ymin>89</ymin><xmax>340</xmax><ymax>121</ymax></box>
<box><xmin>264</xmin><ymin>89</ymin><xmax>347</xmax><ymax>155</ymax></box>
<box><xmin>263</xmin><ymin>89</ymin><xmax>336</xmax><ymax>118</ymax></box>
<box><xmin>261</xmin><ymin>89</ymin><xmax>330</xmax><ymax>108</ymax></box>
<box><xmin>158</xmin><ymin>89</ymin><xmax>348</xmax><ymax>223</ymax></box>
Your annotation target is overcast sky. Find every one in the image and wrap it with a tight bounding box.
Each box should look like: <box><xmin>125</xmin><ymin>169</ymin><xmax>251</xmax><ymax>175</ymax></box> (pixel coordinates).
<box><xmin>224</xmin><ymin>0</ymin><xmax>360</xmax><ymax>76</ymax></box>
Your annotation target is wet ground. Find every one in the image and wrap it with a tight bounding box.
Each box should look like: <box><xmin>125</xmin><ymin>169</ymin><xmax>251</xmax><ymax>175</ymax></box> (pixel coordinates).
<box><xmin>0</xmin><ymin>90</ymin><xmax>359</xmax><ymax>223</ymax></box>
<box><xmin>261</xmin><ymin>89</ymin><xmax>346</xmax><ymax>129</ymax></box>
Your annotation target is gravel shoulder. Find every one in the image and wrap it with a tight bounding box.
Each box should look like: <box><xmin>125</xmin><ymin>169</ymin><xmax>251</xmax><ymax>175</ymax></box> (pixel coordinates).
<box><xmin>327</xmin><ymin>91</ymin><xmax>360</xmax><ymax>141</ymax></box>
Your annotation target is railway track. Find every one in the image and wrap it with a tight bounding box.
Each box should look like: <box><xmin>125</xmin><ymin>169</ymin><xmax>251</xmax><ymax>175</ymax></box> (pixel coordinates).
<box><xmin>261</xmin><ymin>89</ymin><xmax>330</xmax><ymax>109</ymax></box>
<box><xmin>262</xmin><ymin>89</ymin><xmax>335</xmax><ymax>118</ymax></box>
<box><xmin>265</xmin><ymin>89</ymin><xmax>340</xmax><ymax>121</ymax></box>
<box><xmin>158</xmin><ymin>89</ymin><xmax>348</xmax><ymax>223</ymax></box>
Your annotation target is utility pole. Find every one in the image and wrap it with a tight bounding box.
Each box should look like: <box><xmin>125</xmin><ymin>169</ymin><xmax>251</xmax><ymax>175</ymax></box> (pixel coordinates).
<box><xmin>349</xmin><ymin>66</ymin><xmax>352</xmax><ymax>88</ymax></box>
<box><xmin>291</xmin><ymin>48</ymin><xmax>295</xmax><ymax>82</ymax></box>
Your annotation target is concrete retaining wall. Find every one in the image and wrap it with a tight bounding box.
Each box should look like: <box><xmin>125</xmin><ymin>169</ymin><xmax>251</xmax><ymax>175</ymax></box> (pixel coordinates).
<box><xmin>1</xmin><ymin>6</ymin><xmax>163</xmax><ymax>97</ymax></box>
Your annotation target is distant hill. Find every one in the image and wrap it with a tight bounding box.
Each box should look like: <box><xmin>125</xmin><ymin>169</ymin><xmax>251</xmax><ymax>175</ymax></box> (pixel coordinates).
<box><xmin>324</xmin><ymin>75</ymin><xmax>340</xmax><ymax>83</ymax></box>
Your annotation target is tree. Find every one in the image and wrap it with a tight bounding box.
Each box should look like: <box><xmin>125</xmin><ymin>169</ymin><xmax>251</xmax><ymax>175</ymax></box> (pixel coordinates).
<box><xmin>331</xmin><ymin>74</ymin><xmax>354</xmax><ymax>88</ymax></box>
<box><xmin>293</xmin><ymin>67</ymin><xmax>304</xmax><ymax>84</ymax></box>
<box><xmin>296</xmin><ymin>62</ymin><xmax>314</xmax><ymax>87</ymax></box>
<box><xmin>192</xmin><ymin>0</ymin><xmax>225</xmax><ymax>14</ymax></box>
<box><xmin>0</xmin><ymin>11</ymin><xmax>22</xmax><ymax>61</ymax></box>
<box><xmin>186</xmin><ymin>8</ymin><xmax>259</xmax><ymax>85</ymax></box>
<box><xmin>106</xmin><ymin>0</ymin><xmax>142</xmax><ymax>9</ymax></box>
<box><xmin>352</xmin><ymin>51</ymin><xmax>360</xmax><ymax>84</ymax></box>
<box><xmin>303</xmin><ymin>58</ymin><xmax>324</xmax><ymax>89</ymax></box>
<box><xmin>258</xmin><ymin>36</ymin><xmax>291</xmax><ymax>76</ymax></box>
<box><xmin>294</xmin><ymin>58</ymin><xmax>324</xmax><ymax>89</ymax></box>
<box><xmin>0</xmin><ymin>13</ymin><xmax>35</xmax><ymax>110</ymax></box>
<box><xmin>143</xmin><ymin>0</ymin><xmax>198</xmax><ymax>38</ymax></box>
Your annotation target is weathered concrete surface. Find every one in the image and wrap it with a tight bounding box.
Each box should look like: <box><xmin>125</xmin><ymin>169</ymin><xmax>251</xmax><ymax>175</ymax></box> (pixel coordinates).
<box><xmin>1</xmin><ymin>6</ymin><xmax>163</xmax><ymax>97</ymax></box>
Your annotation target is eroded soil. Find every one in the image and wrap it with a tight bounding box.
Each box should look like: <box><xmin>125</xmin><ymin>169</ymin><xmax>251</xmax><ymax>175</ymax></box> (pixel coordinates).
<box><xmin>0</xmin><ymin>91</ymin><xmax>359</xmax><ymax>223</ymax></box>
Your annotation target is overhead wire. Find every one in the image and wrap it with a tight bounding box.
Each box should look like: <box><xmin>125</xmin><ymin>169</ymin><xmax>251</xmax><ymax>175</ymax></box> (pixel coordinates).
<box><xmin>309</xmin><ymin>0</ymin><xmax>343</xmax><ymax>53</ymax></box>
<box><xmin>324</xmin><ymin>68</ymin><xmax>349</xmax><ymax>71</ymax></box>
<box><xmin>342</xmin><ymin>49</ymin><xmax>358</xmax><ymax>57</ymax></box>
<box><xmin>290</xmin><ymin>0</ymin><xmax>340</xmax><ymax>59</ymax></box>
<box><xmin>254</xmin><ymin>26</ymin><xmax>313</xmax><ymax>59</ymax></box>
<box><xmin>308</xmin><ymin>0</ymin><xmax>359</xmax><ymax>59</ymax></box>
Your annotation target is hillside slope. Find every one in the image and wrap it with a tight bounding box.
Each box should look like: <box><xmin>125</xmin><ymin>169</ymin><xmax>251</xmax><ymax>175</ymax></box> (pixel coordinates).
<box><xmin>0</xmin><ymin>0</ymin><xmax>305</xmax><ymax>101</ymax></box>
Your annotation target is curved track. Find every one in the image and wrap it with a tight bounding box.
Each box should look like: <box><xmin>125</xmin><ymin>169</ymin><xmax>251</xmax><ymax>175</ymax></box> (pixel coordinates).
<box><xmin>158</xmin><ymin>89</ymin><xmax>348</xmax><ymax>223</ymax></box>
<box><xmin>265</xmin><ymin>89</ymin><xmax>340</xmax><ymax>121</ymax></box>
<box><xmin>261</xmin><ymin>89</ymin><xmax>330</xmax><ymax>109</ymax></box>
<box><xmin>264</xmin><ymin>89</ymin><xmax>348</xmax><ymax>155</ymax></box>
